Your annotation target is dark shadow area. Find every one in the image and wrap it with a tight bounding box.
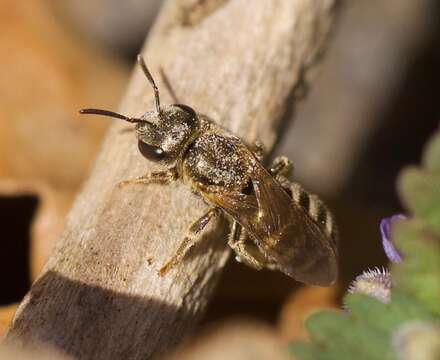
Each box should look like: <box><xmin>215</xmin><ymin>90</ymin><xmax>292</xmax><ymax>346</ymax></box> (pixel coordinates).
<box><xmin>343</xmin><ymin>13</ymin><xmax>440</xmax><ymax>210</ymax></box>
<box><xmin>335</xmin><ymin>9</ymin><xmax>440</xmax><ymax>289</ymax></box>
<box><xmin>6</xmin><ymin>271</ymin><xmax>190</xmax><ymax>360</ymax></box>
<box><xmin>0</xmin><ymin>195</ymin><xmax>38</xmax><ymax>305</ymax></box>
<box><xmin>203</xmin><ymin>257</ymin><xmax>298</xmax><ymax>325</ymax></box>
<box><xmin>333</xmin><ymin>201</ymin><xmax>390</xmax><ymax>288</ymax></box>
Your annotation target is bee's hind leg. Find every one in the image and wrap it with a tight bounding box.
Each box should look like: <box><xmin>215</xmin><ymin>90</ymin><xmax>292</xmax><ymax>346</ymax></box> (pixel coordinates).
<box><xmin>269</xmin><ymin>156</ymin><xmax>293</xmax><ymax>177</ymax></box>
<box><xmin>228</xmin><ymin>221</ymin><xmax>278</xmax><ymax>271</ymax></box>
<box><xmin>159</xmin><ymin>207</ymin><xmax>221</xmax><ymax>276</ymax></box>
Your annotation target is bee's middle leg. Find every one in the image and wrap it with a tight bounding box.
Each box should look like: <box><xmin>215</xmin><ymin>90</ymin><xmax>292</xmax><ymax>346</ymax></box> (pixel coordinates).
<box><xmin>228</xmin><ymin>221</ymin><xmax>277</xmax><ymax>271</ymax></box>
<box><xmin>159</xmin><ymin>207</ymin><xmax>222</xmax><ymax>276</ymax></box>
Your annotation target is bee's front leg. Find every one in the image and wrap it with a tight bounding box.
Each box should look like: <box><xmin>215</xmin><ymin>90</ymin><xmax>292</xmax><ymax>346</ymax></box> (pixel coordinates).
<box><xmin>159</xmin><ymin>207</ymin><xmax>222</xmax><ymax>276</ymax></box>
<box><xmin>118</xmin><ymin>167</ymin><xmax>177</xmax><ymax>187</ymax></box>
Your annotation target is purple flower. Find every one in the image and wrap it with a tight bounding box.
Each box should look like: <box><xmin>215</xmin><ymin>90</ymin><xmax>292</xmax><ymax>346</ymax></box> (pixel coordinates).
<box><xmin>348</xmin><ymin>267</ymin><xmax>392</xmax><ymax>303</ymax></box>
<box><xmin>347</xmin><ymin>214</ymin><xmax>407</xmax><ymax>303</ymax></box>
<box><xmin>380</xmin><ymin>214</ymin><xmax>406</xmax><ymax>263</ymax></box>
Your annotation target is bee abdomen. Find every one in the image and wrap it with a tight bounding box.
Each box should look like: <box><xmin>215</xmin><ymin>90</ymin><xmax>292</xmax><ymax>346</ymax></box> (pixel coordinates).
<box><xmin>288</xmin><ymin>182</ymin><xmax>335</xmax><ymax>239</ymax></box>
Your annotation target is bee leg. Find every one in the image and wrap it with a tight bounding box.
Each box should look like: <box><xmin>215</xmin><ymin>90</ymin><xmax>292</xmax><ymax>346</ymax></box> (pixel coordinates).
<box><xmin>159</xmin><ymin>207</ymin><xmax>221</xmax><ymax>276</ymax></box>
<box><xmin>229</xmin><ymin>221</ymin><xmax>283</xmax><ymax>271</ymax></box>
<box><xmin>228</xmin><ymin>221</ymin><xmax>266</xmax><ymax>270</ymax></box>
<box><xmin>118</xmin><ymin>168</ymin><xmax>177</xmax><ymax>187</ymax></box>
<box><xmin>250</xmin><ymin>141</ymin><xmax>265</xmax><ymax>161</ymax></box>
<box><xmin>269</xmin><ymin>156</ymin><xmax>293</xmax><ymax>177</ymax></box>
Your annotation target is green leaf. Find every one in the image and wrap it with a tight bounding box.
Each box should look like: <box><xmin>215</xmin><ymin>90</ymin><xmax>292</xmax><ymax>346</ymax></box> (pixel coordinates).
<box><xmin>304</xmin><ymin>310</ymin><xmax>391</xmax><ymax>360</ymax></box>
<box><xmin>423</xmin><ymin>130</ymin><xmax>440</xmax><ymax>171</ymax></box>
<box><xmin>392</xmin><ymin>221</ymin><xmax>440</xmax><ymax>316</ymax></box>
<box><xmin>289</xmin><ymin>342</ymin><xmax>321</xmax><ymax>360</ymax></box>
<box><xmin>344</xmin><ymin>294</ymin><xmax>392</xmax><ymax>332</ymax></box>
<box><xmin>346</xmin><ymin>291</ymin><xmax>436</xmax><ymax>331</ymax></box>
<box><xmin>398</xmin><ymin>168</ymin><xmax>440</xmax><ymax>235</ymax></box>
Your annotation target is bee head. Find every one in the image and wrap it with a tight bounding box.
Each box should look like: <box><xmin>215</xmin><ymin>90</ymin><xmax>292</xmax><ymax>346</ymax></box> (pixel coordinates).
<box><xmin>80</xmin><ymin>55</ymin><xmax>199</xmax><ymax>165</ymax></box>
<box><xmin>135</xmin><ymin>104</ymin><xmax>198</xmax><ymax>164</ymax></box>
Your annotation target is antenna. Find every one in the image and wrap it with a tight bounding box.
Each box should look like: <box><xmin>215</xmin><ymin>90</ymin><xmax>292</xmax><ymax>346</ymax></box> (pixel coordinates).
<box><xmin>137</xmin><ymin>55</ymin><xmax>161</xmax><ymax>114</ymax></box>
<box><xmin>79</xmin><ymin>108</ymin><xmax>146</xmax><ymax>124</ymax></box>
<box><xmin>159</xmin><ymin>68</ymin><xmax>179</xmax><ymax>104</ymax></box>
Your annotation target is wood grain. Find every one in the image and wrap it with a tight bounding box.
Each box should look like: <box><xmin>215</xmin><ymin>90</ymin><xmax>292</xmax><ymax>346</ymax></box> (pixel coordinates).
<box><xmin>6</xmin><ymin>0</ymin><xmax>337</xmax><ymax>358</ymax></box>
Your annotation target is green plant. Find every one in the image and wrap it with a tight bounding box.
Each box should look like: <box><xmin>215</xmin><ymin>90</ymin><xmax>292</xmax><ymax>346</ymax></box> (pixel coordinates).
<box><xmin>290</xmin><ymin>131</ymin><xmax>440</xmax><ymax>360</ymax></box>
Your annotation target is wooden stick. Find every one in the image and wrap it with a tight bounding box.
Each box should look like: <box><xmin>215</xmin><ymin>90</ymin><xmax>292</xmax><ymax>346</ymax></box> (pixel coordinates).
<box><xmin>6</xmin><ymin>0</ymin><xmax>337</xmax><ymax>358</ymax></box>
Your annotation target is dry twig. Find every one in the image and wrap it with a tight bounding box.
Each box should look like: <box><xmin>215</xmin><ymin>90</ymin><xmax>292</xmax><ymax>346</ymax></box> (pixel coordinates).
<box><xmin>6</xmin><ymin>1</ymin><xmax>337</xmax><ymax>358</ymax></box>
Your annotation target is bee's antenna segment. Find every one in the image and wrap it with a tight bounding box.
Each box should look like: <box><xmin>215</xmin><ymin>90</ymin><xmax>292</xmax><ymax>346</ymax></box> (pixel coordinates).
<box><xmin>137</xmin><ymin>54</ymin><xmax>161</xmax><ymax>114</ymax></box>
<box><xmin>79</xmin><ymin>108</ymin><xmax>145</xmax><ymax>124</ymax></box>
<box><xmin>159</xmin><ymin>68</ymin><xmax>179</xmax><ymax>104</ymax></box>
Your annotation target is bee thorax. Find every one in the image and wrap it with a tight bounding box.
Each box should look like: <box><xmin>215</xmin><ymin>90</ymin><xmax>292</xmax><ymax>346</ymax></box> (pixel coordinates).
<box><xmin>183</xmin><ymin>133</ymin><xmax>252</xmax><ymax>191</ymax></box>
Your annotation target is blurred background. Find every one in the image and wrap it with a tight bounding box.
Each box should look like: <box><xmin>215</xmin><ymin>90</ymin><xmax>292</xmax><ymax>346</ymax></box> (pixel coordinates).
<box><xmin>0</xmin><ymin>0</ymin><xmax>439</xmax><ymax>356</ymax></box>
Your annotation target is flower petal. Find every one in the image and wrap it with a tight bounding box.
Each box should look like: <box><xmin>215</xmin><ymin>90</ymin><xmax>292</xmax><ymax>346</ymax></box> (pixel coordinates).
<box><xmin>380</xmin><ymin>214</ymin><xmax>405</xmax><ymax>263</ymax></box>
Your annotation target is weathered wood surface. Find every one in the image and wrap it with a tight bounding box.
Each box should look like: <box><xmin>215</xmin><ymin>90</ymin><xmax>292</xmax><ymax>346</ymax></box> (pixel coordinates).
<box><xmin>6</xmin><ymin>0</ymin><xmax>337</xmax><ymax>359</ymax></box>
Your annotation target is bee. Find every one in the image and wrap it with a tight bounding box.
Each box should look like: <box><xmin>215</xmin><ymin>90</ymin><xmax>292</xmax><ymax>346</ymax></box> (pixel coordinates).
<box><xmin>80</xmin><ymin>55</ymin><xmax>338</xmax><ymax>286</ymax></box>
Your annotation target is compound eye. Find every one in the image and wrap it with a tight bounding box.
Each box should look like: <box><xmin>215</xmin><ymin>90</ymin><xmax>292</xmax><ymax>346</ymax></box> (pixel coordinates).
<box><xmin>138</xmin><ymin>141</ymin><xmax>167</xmax><ymax>161</ymax></box>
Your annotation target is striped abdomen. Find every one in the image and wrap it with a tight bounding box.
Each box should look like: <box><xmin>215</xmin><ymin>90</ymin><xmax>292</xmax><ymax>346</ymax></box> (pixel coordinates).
<box><xmin>286</xmin><ymin>182</ymin><xmax>337</xmax><ymax>246</ymax></box>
